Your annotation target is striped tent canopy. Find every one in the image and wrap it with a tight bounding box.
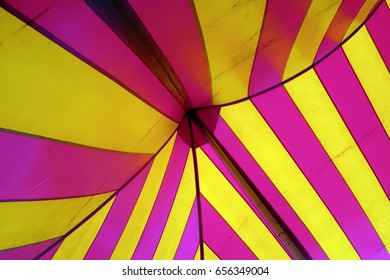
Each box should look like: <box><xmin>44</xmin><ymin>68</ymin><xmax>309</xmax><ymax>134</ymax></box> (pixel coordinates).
<box><xmin>0</xmin><ymin>0</ymin><xmax>389</xmax><ymax>260</ymax></box>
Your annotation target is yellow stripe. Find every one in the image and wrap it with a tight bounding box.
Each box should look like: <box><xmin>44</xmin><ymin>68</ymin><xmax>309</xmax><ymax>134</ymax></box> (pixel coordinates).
<box><xmin>0</xmin><ymin>6</ymin><xmax>25</xmax><ymax>42</ymax></box>
<box><xmin>110</xmin><ymin>134</ymin><xmax>177</xmax><ymax>259</ymax></box>
<box><xmin>52</xmin><ymin>198</ymin><xmax>114</xmax><ymax>260</ymax></box>
<box><xmin>193</xmin><ymin>0</ymin><xmax>266</xmax><ymax>104</ymax></box>
<box><xmin>343</xmin><ymin>26</ymin><xmax>390</xmax><ymax>137</ymax></box>
<box><xmin>153</xmin><ymin>151</ymin><xmax>196</xmax><ymax>260</ymax></box>
<box><xmin>284</xmin><ymin>69</ymin><xmax>390</xmax><ymax>254</ymax></box>
<box><xmin>221</xmin><ymin>102</ymin><xmax>359</xmax><ymax>259</ymax></box>
<box><xmin>344</xmin><ymin>0</ymin><xmax>377</xmax><ymax>39</ymax></box>
<box><xmin>194</xmin><ymin>246</ymin><xmax>201</xmax><ymax>260</ymax></box>
<box><xmin>0</xmin><ymin>8</ymin><xmax>177</xmax><ymax>153</ymax></box>
<box><xmin>204</xmin><ymin>243</ymin><xmax>220</xmax><ymax>260</ymax></box>
<box><xmin>0</xmin><ymin>192</ymin><xmax>113</xmax><ymax>250</ymax></box>
<box><xmin>197</xmin><ymin>149</ymin><xmax>290</xmax><ymax>260</ymax></box>
<box><xmin>283</xmin><ymin>0</ymin><xmax>342</xmax><ymax>79</ymax></box>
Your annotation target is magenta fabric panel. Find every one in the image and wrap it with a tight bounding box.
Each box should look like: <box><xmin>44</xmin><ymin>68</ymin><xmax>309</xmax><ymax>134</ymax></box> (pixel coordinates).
<box><xmin>372</xmin><ymin>245</ymin><xmax>390</xmax><ymax>259</ymax></box>
<box><xmin>249</xmin><ymin>0</ymin><xmax>311</xmax><ymax>95</ymax></box>
<box><xmin>315</xmin><ymin>0</ymin><xmax>366</xmax><ymax>62</ymax></box>
<box><xmin>129</xmin><ymin>0</ymin><xmax>211</xmax><ymax>108</ymax></box>
<box><xmin>316</xmin><ymin>48</ymin><xmax>390</xmax><ymax>199</ymax></box>
<box><xmin>0</xmin><ymin>131</ymin><xmax>152</xmax><ymax>200</ymax></box>
<box><xmin>37</xmin><ymin>242</ymin><xmax>62</xmax><ymax>260</ymax></box>
<box><xmin>366</xmin><ymin>1</ymin><xmax>390</xmax><ymax>69</ymax></box>
<box><xmin>201</xmin><ymin>197</ymin><xmax>257</xmax><ymax>260</ymax></box>
<box><xmin>84</xmin><ymin>162</ymin><xmax>152</xmax><ymax>260</ymax></box>
<box><xmin>4</xmin><ymin>0</ymin><xmax>184</xmax><ymax>122</ymax></box>
<box><xmin>0</xmin><ymin>238</ymin><xmax>59</xmax><ymax>260</ymax></box>
<box><xmin>252</xmin><ymin>87</ymin><xmax>386</xmax><ymax>259</ymax></box>
<box><xmin>197</xmin><ymin>109</ymin><xmax>327</xmax><ymax>259</ymax></box>
<box><xmin>174</xmin><ymin>201</ymin><xmax>200</xmax><ymax>260</ymax></box>
<box><xmin>132</xmin><ymin>137</ymin><xmax>190</xmax><ymax>260</ymax></box>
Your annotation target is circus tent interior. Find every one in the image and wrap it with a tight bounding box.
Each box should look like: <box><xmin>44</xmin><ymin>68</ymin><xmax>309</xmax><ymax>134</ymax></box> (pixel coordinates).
<box><xmin>0</xmin><ymin>0</ymin><xmax>389</xmax><ymax>260</ymax></box>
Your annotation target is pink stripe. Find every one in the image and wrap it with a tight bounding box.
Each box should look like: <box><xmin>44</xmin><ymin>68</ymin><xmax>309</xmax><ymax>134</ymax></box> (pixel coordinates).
<box><xmin>38</xmin><ymin>241</ymin><xmax>62</xmax><ymax>260</ymax></box>
<box><xmin>197</xmin><ymin>109</ymin><xmax>327</xmax><ymax>259</ymax></box>
<box><xmin>252</xmin><ymin>85</ymin><xmax>386</xmax><ymax>259</ymax></box>
<box><xmin>201</xmin><ymin>197</ymin><xmax>257</xmax><ymax>260</ymax></box>
<box><xmin>84</xmin><ymin>162</ymin><xmax>152</xmax><ymax>260</ymax></box>
<box><xmin>372</xmin><ymin>246</ymin><xmax>390</xmax><ymax>259</ymax></box>
<box><xmin>174</xmin><ymin>201</ymin><xmax>200</xmax><ymax>260</ymax></box>
<box><xmin>366</xmin><ymin>1</ymin><xmax>390</xmax><ymax>69</ymax></box>
<box><xmin>132</xmin><ymin>136</ymin><xmax>190</xmax><ymax>259</ymax></box>
<box><xmin>315</xmin><ymin>0</ymin><xmax>366</xmax><ymax>62</ymax></box>
<box><xmin>316</xmin><ymin>49</ymin><xmax>390</xmax><ymax>197</ymax></box>
<box><xmin>249</xmin><ymin>0</ymin><xmax>311</xmax><ymax>94</ymax></box>
<box><xmin>0</xmin><ymin>238</ymin><xmax>60</xmax><ymax>260</ymax></box>
<box><xmin>4</xmin><ymin>0</ymin><xmax>184</xmax><ymax>122</ymax></box>
<box><xmin>129</xmin><ymin>0</ymin><xmax>211</xmax><ymax>107</ymax></box>
<box><xmin>0</xmin><ymin>131</ymin><xmax>151</xmax><ymax>200</ymax></box>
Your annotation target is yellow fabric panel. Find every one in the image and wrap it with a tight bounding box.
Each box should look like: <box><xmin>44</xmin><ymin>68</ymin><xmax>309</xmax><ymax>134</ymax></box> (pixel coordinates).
<box><xmin>204</xmin><ymin>243</ymin><xmax>220</xmax><ymax>260</ymax></box>
<box><xmin>0</xmin><ymin>192</ymin><xmax>113</xmax><ymax>251</ymax></box>
<box><xmin>153</xmin><ymin>151</ymin><xmax>196</xmax><ymax>260</ymax></box>
<box><xmin>194</xmin><ymin>246</ymin><xmax>201</xmax><ymax>260</ymax></box>
<box><xmin>52</xmin><ymin>198</ymin><xmax>114</xmax><ymax>260</ymax></box>
<box><xmin>0</xmin><ymin>7</ymin><xmax>25</xmax><ymax>42</ymax></box>
<box><xmin>110</xmin><ymin>135</ymin><xmax>176</xmax><ymax>259</ymax></box>
<box><xmin>193</xmin><ymin>0</ymin><xmax>266</xmax><ymax>104</ymax></box>
<box><xmin>283</xmin><ymin>0</ymin><xmax>342</xmax><ymax>79</ymax></box>
<box><xmin>0</xmin><ymin>8</ymin><xmax>177</xmax><ymax>154</ymax></box>
<box><xmin>284</xmin><ymin>69</ymin><xmax>390</xmax><ymax>254</ymax></box>
<box><xmin>343</xmin><ymin>26</ymin><xmax>390</xmax><ymax>137</ymax></box>
<box><xmin>344</xmin><ymin>0</ymin><xmax>377</xmax><ymax>38</ymax></box>
<box><xmin>197</xmin><ymin>149</ymin><xmax>290</xmax><ymax>260</ymax></box>
<box><xmin>221</xmin><ymin>102</ymin><xmax>359</xmax><ymax>259</ymax></box>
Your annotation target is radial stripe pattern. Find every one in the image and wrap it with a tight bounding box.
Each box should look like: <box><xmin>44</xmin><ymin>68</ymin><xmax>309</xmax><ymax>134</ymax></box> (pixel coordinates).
<box><xmin>0</xmin><ymin>0</ymin><xmax>389</xmax><ymax>260</ymax></box>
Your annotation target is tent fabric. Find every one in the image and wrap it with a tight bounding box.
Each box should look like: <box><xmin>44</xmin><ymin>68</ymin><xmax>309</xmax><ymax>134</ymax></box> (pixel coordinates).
<box><xmin>0</xmin><ymin>0</ymin><xmax>389</xmax><ymax>260</ymax></box>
